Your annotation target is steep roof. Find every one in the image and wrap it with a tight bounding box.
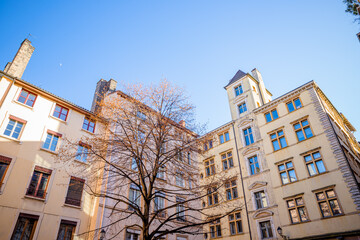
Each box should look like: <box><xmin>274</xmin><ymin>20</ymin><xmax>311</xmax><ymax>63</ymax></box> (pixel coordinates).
<box><xmin>224</xmin><ymin>69</ymin><xmax>247</xmax><ymax>88</ymax></box>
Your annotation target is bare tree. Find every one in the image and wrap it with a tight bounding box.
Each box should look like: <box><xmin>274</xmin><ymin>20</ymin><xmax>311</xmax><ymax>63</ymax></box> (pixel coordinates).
<box><xmin>58</xmin><ymin>80</ymin><xmax>243</xmax><ymax>240</ymax></box>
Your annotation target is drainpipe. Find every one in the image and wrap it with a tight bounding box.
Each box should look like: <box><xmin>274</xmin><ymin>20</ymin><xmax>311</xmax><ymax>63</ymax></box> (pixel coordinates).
<box><xmin>232</xmin><ymin>123</ymin><xmax>252</xmax><ymax>240</ymax></box>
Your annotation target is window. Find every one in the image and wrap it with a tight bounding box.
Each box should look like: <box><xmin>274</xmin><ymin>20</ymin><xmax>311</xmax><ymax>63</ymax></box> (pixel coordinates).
<box><xmin>125</xmin><ymin>229</ymin><xmax>140</xmax><ymax>240</ymax></box>
<box><xmin>65</xmin><ymin>177</ymin><xmax>84</xmax><ymax>206</ymax></box>
<box><xmin>136</xmin><ymin>111</ymin><xmax>146</xmax><ymax>120</ymax></box>
<box><xmin>228</xmin><ymin>212</ymin><xmax>242</xmax><ymax>235</ymax></box>
<box><xmin>131</xmin><ymin>158</ymin><xmax>138</xmax><ymax>171</ymax></box>
<box><xmin>243</xmin><ymin>127</ymin><xmax>254</xmax><ymax>146</ymax></box>
<box><xmin>221</xmin><ymin>151</ymin><xmax>234</xmax><ymax>170</ymax></box>
<box><xmin>11</xmin><ymin>213</ymin><xmax>38</xmax><ymax>240</ymax></box>
<box><xmin>286</xmin><ymin>98</ymin><xmax>302</xmax><ymax>112</ymax></box>
<box><xmin>157</xmin><ymin>165</ymin><xmax>165</xmax><ymax>180</ymax></box>
<box><xmin>42</xmin><ymin>131</ymin><xmax>61</xmax><ymax>152</ymax></box>
<box><xmin>0</xmin><ymin>155</ymin><xmax>11</xmax><ymax>187</ymax></box>
<box><xmin>75</xmin><ymin>143</ymin><xmax>90</xmax><ymax>163</ymax></box>
<box><xmin>259</xmin><ymin>220</ymin><xmax>273</xmax><ymax>239</ymax></box>
<box><xmin>53</xmin><ymin>104</ymin><xmax>69</xmax><ymax>121</ymax></box>
<box><xmin>209</xmin><ymin>218</ymin><xmax>221</xmax><ymax>238</ymax></box>
<box><xmin>188</xmin><ymin>177</ymin><xmax>192</xmax><ymax>189</ymax></box>
<box><xmin>56</xmin><ymin>220</ymin><xmax>76</xmax><ymax>240</ymax></box>
<box><xmin>304</xmin><ymin>151</ymin><xmax>326</xmax><ymax>176</ymax></box>
<box><xmin>315</xmin><ymin>188</ymin><xmax>342</xmax><ymax>218</ymax></box>
<box><xmin>225</xmin><ymin>180</ymin><xmax>238</xmax><ymax>201</ymax></box>
<box><xmin>82</xmin><ymin>118</ymin><xmax>95</xmax><ymax>133</ymax></box>
<box><xmin>176</xmin><ymin>197</ymin><xmax>186</xmax><ymax>221</ymax></box>
<box><xmin>26</xmin><ymin>167</ymin><xmax>52</xmax><ymax>199</ymax></box>
<box><xmin>277</xmin><ymin>161</ymin><xmax>297</xmax><ymax>184</ymax></box>
<box><xmin>4</xmin><ymin>116</ymin><xmax>26</xmax><ymax>139</ymax></box>
<box><xmin>204</xmin><ymin>140</ymin><xmax>213</xmax><ymax>151</ymax></box>
<box><xmin>235</xmin><ymin>85</ymin><xmax>243</xmax><ymax>96</ymax></box>
<box><xmin>128</xmin><ymin>183</ymin><xmax>141</xmax><ymax>210</ymax></box>
<box><xmin>270</xmin><ymin>129</ymin><xmax>287</xmax><ymax>151</ymax></box>
<box><xmin>187</xmin><ymin>152</ymin><xmax>191</xmax><ymax>165</ymax></box>
<box><xmin>207</xmin><ymin>187</ymin><xmax>219</xmax><ymax>206</ymax></box>
<box><xmin>254</xmin><ymin>191</ymin><xmax>268</xmax><ymax>209</ymax></box>
<box><xmin>286</xmin><ymin>196</ymin><xmax>309</xmax><ymax>224</ymax></box>
<box><xmin>17</xmin><ymin>89</ymin><xmax>37</xmax><ymax>107</ymax></box>
<box><xmin>205</xmin><ymin>159</ymin><xmax>215</xmax><ymax>177</ymax></box>
<box><xmin>249</xmin><ymin>156</ymin><xmax>260</xmax><ymax>175</ymax></box>
<box><xmin>293</xmin><ymin>119</ymin><xmax>313</xmax><ymax>141</ymax></box>
<box><xmin>265</xmin><ymin>109</ymin><xmax>279</xmax><ymax>122</ymax></box>
<box><xmin>238</xmin><ymin>102</ymin><xmax>247</xmax><ymax>114</ymax></box>
<box><xmin>154</xmin><ymin>191</ymin><xmax>166</xmax><ymax>217</ymax></box>
<box><xmin>219</xmin><ymin>132</ymin><xmax>230</xmax><ymax>144</ymax></box>
<box><xmin>176</xmin><ymin>171</ymin><xmax>185</xmax><ymax>187</ymax></box>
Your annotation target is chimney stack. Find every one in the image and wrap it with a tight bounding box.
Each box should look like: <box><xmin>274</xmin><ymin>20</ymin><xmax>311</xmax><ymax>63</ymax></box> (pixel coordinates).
<box><xmin>4</xmin><ymin>39</ymin><xmax>35</xmax><ymax>79</ymax></box>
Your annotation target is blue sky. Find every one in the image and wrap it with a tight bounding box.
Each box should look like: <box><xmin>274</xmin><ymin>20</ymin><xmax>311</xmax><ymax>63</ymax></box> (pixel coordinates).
<box><xmin>1</xmin><ymin>1</ymin><xmax>359</xmax><ymax>138</ymax></box>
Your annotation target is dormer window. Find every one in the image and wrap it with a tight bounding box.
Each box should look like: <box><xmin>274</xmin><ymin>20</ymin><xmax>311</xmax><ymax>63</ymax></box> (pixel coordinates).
<box><xmin>234</xmin><ymin>85</ymin><xmax>243</xmax><ymax>96</ymax></box>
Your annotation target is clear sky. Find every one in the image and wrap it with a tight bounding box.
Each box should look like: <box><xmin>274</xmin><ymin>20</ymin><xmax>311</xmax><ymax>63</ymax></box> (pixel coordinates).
<box><xmin>1</xmin><ymin>1</ymin><xmax>359</xmax><ymax>138</ymax></box>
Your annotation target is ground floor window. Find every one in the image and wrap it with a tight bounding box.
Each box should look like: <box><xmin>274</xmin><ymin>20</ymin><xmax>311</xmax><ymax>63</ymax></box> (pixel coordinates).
<box><xmin>125</xmin><ymin>229</ymin><xmax>141</xmax><ymax>240</ymax></box>
<box><xmin>259</xmin><ymin>220</ymin><xmax>273</xmax><ymax>239</ymax></box>
<box><xmin>56</xmin><ymin>220</ymin><xmax>77</xmax><ymax>240</ymax></box>
<box><xmin>11</xmin><ymin>213</ymin><xmax>39</xmax><ymax>240</ymax></box>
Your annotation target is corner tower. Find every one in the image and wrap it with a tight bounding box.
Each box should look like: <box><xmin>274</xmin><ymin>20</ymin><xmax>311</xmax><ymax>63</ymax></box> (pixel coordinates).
<box><xmin>224</xmin><ymin>68</ymin><xmax>272</xmax><ymax>121</ymax></box>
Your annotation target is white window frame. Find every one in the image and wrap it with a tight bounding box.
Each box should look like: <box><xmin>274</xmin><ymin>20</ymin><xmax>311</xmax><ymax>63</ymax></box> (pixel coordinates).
<box><xmin>256</xmin><ymin>217</ymin><xmax>276</xmax><ymax>240</ymax></box>
<box><xmin>244</xmin><ymin>152</ymin><xmax>262</xmax><ymax>176</ymax></box>
<box><xmin>250</xmin><ymin>186</ymin><xmax>269</xmax><ymax>211</ymax></box>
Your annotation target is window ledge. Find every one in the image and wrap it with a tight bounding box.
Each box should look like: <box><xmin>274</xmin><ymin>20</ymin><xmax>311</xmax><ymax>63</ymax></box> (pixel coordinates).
<box><xmin>73</xmin><ymin>159</ymin><xmax>89</xmax><ymax>165</ymax></box>
<box><xmin>24</xmin><ymin>194</ymin><xmax>46</xmax><ymax>202</ymax></box>
<box><xmin>63</xmin><ymin>203</ymin><xmax>82</xmax><ymax>209</ymax></box>
<box><xmin>49</xmin><ymin>115</ymin><xmax>68</xmax><ymax>124</ymax></box>
<box><xmin>273</xmin><ymin>146</ymin><xmax>289</xmax><ymax>153</ymax></box>
<box><xmin>320</xmin><ymin>214</ymin><xmax>344</xmax><ymax>220</ymax></box>
<box><xmin>81</xmin><ymin>128</ymin><xmax>95</xmax><ymax>135</ymax></box>
<box><xmin>40</xmin><ymin>147</ymin><xmax>58</xmax><ymax>155</ymax></box>
<box><xmin>13</xmin><ymin>100</ymin><xmax>35</xmax><ymax>110</ymax></box>
<box><xmin>281</xmin><ymin>180</ymin><xmax>299</xmax><ymax>187</ymax></box>
<box><xmin>297</xmin><ymin>135</ymin><xmax>316</xmax><ymax>143</ymax></box>
<box><xmin>0</xmin><ymin>134</ymin><xmax>21</xmax><ymax>143</ymax></box>
<box><xmin>290</xmin><ymin>220</ymin><xmax>311</xmax><ymax>225</ymax></box>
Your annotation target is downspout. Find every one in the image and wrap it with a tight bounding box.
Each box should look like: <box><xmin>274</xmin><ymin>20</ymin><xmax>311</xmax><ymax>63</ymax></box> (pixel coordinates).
<box><xmin>231</xmin><ymin>122</ymin><xmax>252</xmax><ymax>240</ymax></box>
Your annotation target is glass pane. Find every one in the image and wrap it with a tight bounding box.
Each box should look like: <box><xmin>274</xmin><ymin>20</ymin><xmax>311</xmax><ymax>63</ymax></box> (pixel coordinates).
<box><xmin>272</xmin><ymin>140</ymin><xmax>280</xmax><ymax>151</ymax></box>
<box><xmin>236</xmin><ymin>220</ymin><xmax>242</xmax><ymax>233</ymax></box>
<box><xmin>280</xmin><ymin>172</ymin><xmax>289</xmax><ymax>184</ymax></box>
<box><xmin>225</xmin><ymin>132</ymin><xmax>230</xmax><ymax>141</ymax></box>
<box><xmin>304</xmin><ymin>155</ymin><xmax>312</xmax><ymax>162</ymax></box>
<box><xmin>235</xmin><ymin>212</ymin><xmax>241</xmax><ymax>219</ymax></box>
<box><xmin>42</xmin><ymin>134</ymin><xmax>52</xmax><ymax>149</ymax></box>
<box><xmin>50</xmin><ymin>136</ymin><xmax>59</xmax><ymax>151</ymax></box>
<box><xmin>301</xmin><ymin>120</ymin><xmax>309</xmax><ymax>126</ymax></box>
<box><xmin>313</xmin><ymin>152</ymin><xmax>321</xmax><ymax>159</ymax></box>
<box><xmin>316</xmin><ymin>160</ymin><xmax>326</xmax><ymax>173</ymax></box>
<box><xmin>286</xmin><ymin>162</ymin><xmax>293</xmax><ymax>168</ymax></box>
<box><xmin>232</xmin><ymin>188</ymin><xmax>238</xmax><ymax>198</ymax></box>
<box><xmin>226</xmin><ymin>189</ymin><xmax>231</xmax><ymax>200</ymax></box>
<box><xmin>221</xmin><ymin>154</ymin><xmax>226</xmax><ymax>159</ymax></box>
<box><xmin>249</xmin><ymin>133</ymin><xmax>254</xmax><ymax>144</ymax></box>
<box><xmin>278</xmin><ymin>164</ymin><xmax>285</xmax><ymax>171</ymax></box>
<box><xmin>287</xmin><ymin>200</ymin><xmax>295</xmax><ymax>208</ymax></box>
<box><xmin>0</xmin><ymin>163</ymin><xmax>8</xmax><ymax>182</ymax></box>
<box><xmin>219</xmin><ymin>135</ymin><xmax>224</xmax><ymax>144</ymax></box>
<box><xmin>290</xmin><ymin>209</ymin><xmax>299</xmax><ymax>223</ymax></box>
<box><xmin>287</xmin><ymin>102</ymin><xmax>295</xmax><ymax>112</ymax></box>
<box><xmin>298</xmin><ymin>207</ymin><xmax>308</xmax><ymax>222</ymax></box>
<box><xmin>265</xmin><ymin>113</ymin><xmax>272</xmax><ymax>122</ymax></box>
<box><xmin>329</xmin><ymin>199</ymin><xmax>342</xmax><ymax>215</ymax></box>
<box><xmin>270</xmin><ymin>133</ymin><xmax>276</xmax><ymax>140</ymax></box>
<box><xmin>288</xmin><ymin>170</ymin><xmax>297</xmax><ymax>182</ymax></box>
<box><xmin>272</xmin><ymin>109</ymin><xmax>279</xmax><ymax>119</ymax></box>
<box><xmin>294</xmin><ymin>98</ymin><xmax>302</xmax><ymax>109</ymax></box>
<box><xmin>36</xmin><ymin>174</ymin><xmax>49</xmax><ymax>198</ymax></box>
<box><xmin>307</xmin><ymin>163</ymin><xmax>317</xmax><ymax>176</ymax></box>
<box><xmin>229</xmin><ymin>222</ymin><xmax>235</xmax><ymax>235</ymax></box>
<box><xmin>326</xmin><ymin>190</ymin><xmax>336</xmax><ymax>198</ymax></box>
<box><xmin>296</xmin><ymin>130</ymin><xmax>305</xmax><ymax>141</ymax></box>
<box><xmin>12</xmin><ymin>122</ymin><xmax>24</xmax><ymax>139</ymax></box>
<box><xmin>228</xmin><ymin>214</ymin><xmax>234</xmax><ymax>221</ymax></box>
<box><xmin>278</xmin><ymin>130</ymin><xmax>283</xmax><ymax>136</ymax></box>
<box><xmin>304</xmin><ymin>127</ymin><xmax>313</xmax><ymax>138</ymax></box>
<box><xmin>223</xmin><ymin>161</ymin><xmax>228</xmax><ymax>170</ymax></box>
<box><xmin>294</xmin><ymin>123</ymin><xmax>301</xmax><ymax>130</ymax></box>
<box><xmin>228</xmin><ymin>158</ymin><xmax>234</xmax><ymax>168</ymax></box>
<box><xmin>4</xmin><ymin>120</ymin><xmax>15</xmax><ymax>136</ymax></box>
<box><xmin>319</xmin><ymin>202</ymin><xmax>331</xmax><ymax>217</ymax></box>
<box><xmin>295</xmin><ymin>198</ymin><xmax>304</xmax><ymax>206</ymax></box>
<box><xmin>279</xmin><ymin>137</ymin><xmax>287</xmax><ymax>148</ymax></box>
<box><xmin>18</xmin><ymin>91</ymin><xmax>28</xmax><ymax>104</ymax></box>
<box><xmin>316</xmin><ymin>192</ymin><xmax>325</xmax><ymax>200</ymax></box>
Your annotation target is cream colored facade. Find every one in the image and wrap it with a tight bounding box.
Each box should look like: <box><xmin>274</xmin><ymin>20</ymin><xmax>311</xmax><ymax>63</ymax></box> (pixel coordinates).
<box><xmin>199</xmin><ymin>69</ymin><xmax>360</xmax><ymax>239</ymax></box>
<box><xmin>0</xmin><ymin>40</ymin><xmax>102</xmax><ymax>239</ymax></box>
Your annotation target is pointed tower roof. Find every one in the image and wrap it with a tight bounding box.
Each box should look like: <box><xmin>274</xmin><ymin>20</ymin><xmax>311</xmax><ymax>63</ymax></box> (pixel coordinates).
<box><xmin>224</xmin><ymin>69</ymin><xmax>247</xmax><ymax>88</ymax></box>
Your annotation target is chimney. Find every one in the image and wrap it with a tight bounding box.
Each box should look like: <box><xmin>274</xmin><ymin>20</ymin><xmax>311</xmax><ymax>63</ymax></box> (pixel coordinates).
<box><xmin>4</xmin><ymin>39</ymin><xmax>35</xmax><ymax>79</ymax></box>
<box><xmin>91</xmin><ymin>79</ymin><xmax>117</xmax><ymax>113</ymax></box>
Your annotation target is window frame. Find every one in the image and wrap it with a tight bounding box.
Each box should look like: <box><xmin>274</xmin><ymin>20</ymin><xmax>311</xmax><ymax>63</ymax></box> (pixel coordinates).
<box><xmin>154</xmin><ymin>191</ymin><xmax>166</xmax><ymax>218</ymax></box>
<box><xmin>234</xmin><ymin>84</ymin><xmax>243</xmax><ymax>96</ymax></box>
<box><xmin>176</xmin><ymin>196</ymin><xmax>186</xmax><ymax>222</ymax></box>
<box><xmin>228</xmin><ymin>211</ymin><xmax>242</xmax><ymax>235</ymax></box>
<box><xmin>269</xmin><ymin>129</ymin><xmax>287</xmax><ymax>152</ymax></box>
<box><xmin>42</xmin><ymin>130</ymin><xmax>62</xmax><ymax>152</ymax></box>
<box><xmin>303</xmin><ymin>150</ymin><xmax>327</xmax><ymax>177</ymax></box>
<box><xmin>277</xmin><ymin>160</ymin><xmax>297</xmax><ymax>185</ymax></box>
<box><xmin>286</xmin><ymin>97</ymin><xmax>302</xmax><ymax>113</ymax></box>
<box><xmin>254</xmin><ymin>190</ymin><xmax>268</xmax><ymax>209</ymax></box>
<box><xmin>56</xmin><ymin>220</ymin><xmax>77</xmax><ymax>240</ymax></box>
<box><xmin>258</xmin><ymin>220</ymin><xmax>273</xmax><ymax>239</ymax></box>
<box><xmin>292</xmin><ymin>118</ymin><xmax>314</xmax><ymax>142</ymax></box>
<box><xmin>285</xmin><ymin>195</ymin><xmax>310</xmax><ymax>224</ymax></box>
<box><xmin>65</xmin><ymin>176</ymin><xmax>85</xmax><ymax>207</ymax></box>
<box><xmin>207</xmin><ymin>186</ymin><xmax>219</xmax><ymax>206</ymax></box>
<box><xmin>238</xmin><ymin>102</ymin><xmax>247</xmax><ymax>114</ymax></box>
<box><xmin>11</xmin><ymin>213</ymin><xmax>39</xmax><ymax>240</ymax></box>
<box><xmin>264</xmin><ymin>109</ymin><xmax>279</xmax><ymax>123</ymax></box>
<box><xmin>0</xmin><ymin>155</ymin><xmax>12</xmax><ymax>189</ymax></box>
<box><xmin>3</xmin><ymin>115</ymin><xmax>26</xmax><ymax>140</ymax></box>
<box><xmin>221</xmin><ymin>151</ymin><xmax>234</xmax><ymax>171</ymax></box>
<box><xmin>204</xmin><ymin>158</ymin><xmax>216</xmax><ymax>177</ymax></box>
<box><xmin>128</xmin><ymin>183</ymin><xmax>141</xmax><ymax>211</ymax></box>
<box><xmin>314</xmin><ymin>187</ymin><xmax>343</xmax><ymax>218</ymax></box>
<box><xmin>243</xmin><ymin>127</ymin><xmax>254</xmax><ymax>146</ymax></box>
<box><xmin>26</xmin><ymin>166</ymin><xmax>52</xmax><ymax>199</ymax></box>
<box><xmin>248</xmin><ymin>155</ymin><xmax>260</xmax><ymax>175</ymax></box>
<box><xmin>75</xmin><ymin>142</ymin><xmax>91</xmax><ymax>163</ymax></box>
<box><xmin>52</xmin><ymin>104</ymin><xmax>69</xmax><ymax>121</ymax></box>
<box><xmin>82</xmin><ymin>117</ymin><xmax>96</xmax><ymax>133</ymax></box>
<box><xmin>175</xmin><ymin>171</ymin><xmax>185</xmax><ymax>187</ymax></box>
<box><xmin>219</xmin><ymin>132</ymin><xmax>230</xmax><ymax>144</ymax></box>
<box><xmin>225</xmin><ymin>179</ymin><xmax>238</xmax><ymax>201</ymax></box>
<box><xmin>17</xmin><ymin>89</ymin><xmax>37</xmax><ymax>107</ymax></box>
<box><xmin>209</xmin><ymin>218</ymin><xmax>222</xmax><ymax>239</ymax></box>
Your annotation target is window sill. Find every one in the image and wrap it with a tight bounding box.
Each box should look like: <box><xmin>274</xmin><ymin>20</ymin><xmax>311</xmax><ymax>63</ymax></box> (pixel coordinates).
<box><xmin>73</xmin><ymin>159</ymin><xmax>89</xmax><ymax>165</ymax></box>
<box><xmin>320</xmin><ymin>213</ymin><xmax>344</xmax><ymax>220</ymax></box>
<box><xmin>290</xmin><ymin>220</ymin><xmax>311</xmax><ymax>225</ymax></box>
<box><xmin>13</xmin><ymin>100</ymin><xmax>35</xmax><ymax>110</ymax></box>
<box><xmin>273</xmin><ymin>146</ymin><xmax>289</xmax><ymax>153</ymax></box>
<box><xmin>281</xmin><ymin>180</ymin><xmax>298</xmax><ymax>186</ymax></box>
<box><xmin>49</xmin><ymin>115</ymin><xmax>68</xmax><ymax>124</ymax></box>
<box><xmin>63</xmin><ymin>203</ymin><xmax>82</xmax><ymax>209</ymax></box>
<box><xmin>40</xmin><ymin>147</ymin><xmax>58</xmax><ymax>155</ymax></box>
<box><xmin>81</xmin><ymin>128</ymin><xmax>95</xmax><ymax>135</ymax></box>
<box><xmin>24</xmin><ymin>194</ymin><xmax>46</xmax><ymax>202</ymax></box>
<box><xmin>0</xmin><ymin>134</ymin><xmax>21</xmax><ymax>143</ymax></box>
<box><xmin>297</xmin><ymin>135</ymin><xmax>316</xmax><ymax>143</ymax></box>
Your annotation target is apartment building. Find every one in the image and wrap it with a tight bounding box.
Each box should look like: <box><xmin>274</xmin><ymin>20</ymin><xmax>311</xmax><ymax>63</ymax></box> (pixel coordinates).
<box><xmin>0</xmin><ymin>40</ymin><xmax>102</xmax><ymax>239</ymax></box>
<box><xmin>199</xmin><ymin>69</ymin><xmax>360</xmax><ymax>239</ymax></box>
